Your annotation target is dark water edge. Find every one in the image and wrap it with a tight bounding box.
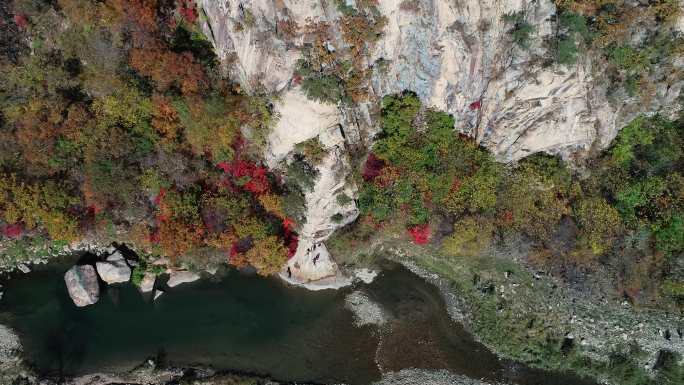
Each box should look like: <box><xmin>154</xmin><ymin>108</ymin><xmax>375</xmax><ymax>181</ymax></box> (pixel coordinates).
<box><xmin>0</xmin><ymin>257</ymin><xmax>598</xmax><ymax>385</ymax></box>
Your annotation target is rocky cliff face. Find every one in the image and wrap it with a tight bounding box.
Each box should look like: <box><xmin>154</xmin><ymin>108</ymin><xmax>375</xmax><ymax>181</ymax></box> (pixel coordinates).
<box><xmin>372</xmin><ymin>0</ymin><xmax>616</xmax><ymax>161</ymax></box>
<box><xmin>200</xmin><ymin>0</ymin><xmax>682</xmax><ymax>161</ymax></box>
<box><xmin>198</xmin><ymin>0</ymin><xmax>327</xmax><ymax>93</ymax></box>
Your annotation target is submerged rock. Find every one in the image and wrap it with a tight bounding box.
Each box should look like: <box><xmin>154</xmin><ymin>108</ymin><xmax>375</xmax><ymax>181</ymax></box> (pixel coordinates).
<box><xmin>354</xmin><ymin>268</ymin><xmax>379</xmax><ymax>284</ymax></box>
<box><xmin>374</xmin><ymin>369</ymin><xmax>500</xmax><ymax>385</ymax></box>
<box><xmin>64</xmin><ymin>265</ymin><xmax>100</xmax><ymax>307</ymax></box>
<box><xmin>0</xmin><ymin>324</ymin><xmax>21</xmax><ymax>365</ymax></box>
<box><xmin>96</xmin><ymin>251</ymin><xmax>131</xmax><ymax>284</ymax></box>
<box><xmin>167</xmin><ymin>271</ymin><xmax>200</xmax><ymax>287</ymax></box>
<box><xmin>0</xmin><ymin>323</ymin><xmax>29</xmax><ymax>385</ymax></box>
<box><xmin>345</xmin><ymin>290</ymin><xmax>387</xmax><ymax>327</ymax></box>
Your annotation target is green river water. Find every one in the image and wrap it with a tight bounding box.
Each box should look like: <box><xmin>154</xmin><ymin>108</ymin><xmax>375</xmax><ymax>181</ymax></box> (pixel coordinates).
<box><xmin>0</xmin><ymin>258</ymin><xmax>598</xmax><ymax>385</ymax></box>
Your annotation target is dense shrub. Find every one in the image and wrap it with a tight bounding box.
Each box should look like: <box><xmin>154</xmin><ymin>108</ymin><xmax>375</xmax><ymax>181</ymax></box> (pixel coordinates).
<box><xmin>294</xmin><ymin>136</ymin><xmax>327</xmax><ymax>165</ymax></box>
<box><xmin>441</xmin><ymin>217</ymin><xmax>494</xmax><ymax>257</ymax></box>
<box><xmin>296</xmin><ymin>1</ymin><xmax>386</xmax><ymax>104</ymax></box>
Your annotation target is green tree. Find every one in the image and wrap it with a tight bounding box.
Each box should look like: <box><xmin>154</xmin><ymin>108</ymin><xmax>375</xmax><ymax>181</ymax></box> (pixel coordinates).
<box><xmin>574</xmin><ymin>197</ymin><xmax>622</xmax><ymax>255</ymax></box>
<box><xmin>503</xmin><ymin>12</ymin><xmax>535</xmax><ymax>49</ymax></box>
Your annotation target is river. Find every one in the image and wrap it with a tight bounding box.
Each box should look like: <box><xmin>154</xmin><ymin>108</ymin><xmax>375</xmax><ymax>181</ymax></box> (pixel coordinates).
<box><xmin>0</xmin><ymin>257</ymin><xmax>597</xmax><ymax>385</ymax></box>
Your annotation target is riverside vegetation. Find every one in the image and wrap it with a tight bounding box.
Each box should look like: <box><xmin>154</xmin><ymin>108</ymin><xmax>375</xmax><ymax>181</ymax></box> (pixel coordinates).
<box><xmin>0</xmin><ymin>1</ymin><xmax>683</xmax><ymax>385</ymax></box>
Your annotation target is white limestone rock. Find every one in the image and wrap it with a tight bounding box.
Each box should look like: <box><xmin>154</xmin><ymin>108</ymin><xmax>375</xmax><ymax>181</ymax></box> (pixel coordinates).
<box><xmin>96</xmin><ymin>251</ymin><xmax>131</xmax><ymax>284</ymax></box>
<box><xmin>64</xmin><ymin>265</ymin><xmax>100</xmax><ymax>307</ymax></box>
<box><xmin>268</xmin><ymin>89</ymin><xmax>359</xmax><ymax>288</ymax></box>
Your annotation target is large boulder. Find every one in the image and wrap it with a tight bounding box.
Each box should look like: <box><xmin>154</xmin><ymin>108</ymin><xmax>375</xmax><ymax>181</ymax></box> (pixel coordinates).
<box><xmin>96</xmin><ymin>251</ymin><xmax>131</xmax><ymax>284</ymax></box>
<box><xmin>167</xmin><ymin>271</ymin><xmax>200</xmax><ymax>287</ymax></box>
<box><xmin>64</xmin><ymin>265</ymin><xmax>100</xmax><ymax>307</ymax></box>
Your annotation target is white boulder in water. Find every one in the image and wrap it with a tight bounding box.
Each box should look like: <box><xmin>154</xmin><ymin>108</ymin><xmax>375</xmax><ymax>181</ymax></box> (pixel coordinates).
<box><xmin>64</xmin><ymin>265</ymin><xmax>100</xmax><ymax>307</ymax></box>
<box><xmin>96</xmin><ymin>251</ymin><xmax>131</xmax><ymax>284</ymax></box>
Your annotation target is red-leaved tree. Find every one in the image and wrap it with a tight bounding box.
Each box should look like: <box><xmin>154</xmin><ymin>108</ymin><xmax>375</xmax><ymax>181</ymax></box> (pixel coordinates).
<box><xmin>2</xmin><ymin>223</ymin><xmax>23</xmax><ymax>238</ymax></box>
<box><xmin>217</xmin><ymin>160</ymin><xmax>270</xmax><ymax>195</ymax></box>
<box><xmin>362</xmin><ymin>153</ymin><xmax>385</xmax><ymax>181</ymax></box>
<box><xmin>408</xmin><ymin>224</ymin><xmax>430</xmax><ymax>245</ymax></box>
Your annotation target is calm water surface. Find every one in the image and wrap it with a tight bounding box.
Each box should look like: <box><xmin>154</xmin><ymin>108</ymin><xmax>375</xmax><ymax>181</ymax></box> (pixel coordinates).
<box><xmin>0</xmin><ymin>258</ymin><xmax>597</xmax><ymax>385</ymax></box>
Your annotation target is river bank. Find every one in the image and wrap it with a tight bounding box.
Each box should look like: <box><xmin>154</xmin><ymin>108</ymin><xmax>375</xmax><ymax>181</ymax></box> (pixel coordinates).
<box><xmin>330</xmin><ymin>236</ymin><xmax>684</xmax><ymax>385</ymax></box>
<box><xmin>0</xmin><ymin>236</ymin><xmax>371</xmax><ymax>299</ymax></box>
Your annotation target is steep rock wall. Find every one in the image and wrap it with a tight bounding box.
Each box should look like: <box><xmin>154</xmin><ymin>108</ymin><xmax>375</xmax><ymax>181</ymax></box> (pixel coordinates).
<box><xmin>371</xmin><ymin>0</ymin><xmax>681</xmax><ymax>161</ymax></box>
<box><xmin>199</xmin><ymin>0</ymin><xmax>331</xmax><ymax>93</ymax></box>
<box><xmin>200</xmin><ymin>0</ymin><xmax>682</xmax><ymax>162</ymax></box>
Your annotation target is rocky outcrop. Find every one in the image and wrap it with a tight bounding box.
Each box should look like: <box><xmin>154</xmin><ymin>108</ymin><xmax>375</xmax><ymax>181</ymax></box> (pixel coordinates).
<box><xmin>95</xmin><ymin>251</ymin><xmax>131</xmax><ymax>284</ymax></box>
<box><xmin>376</xmin><ymin>0</ymin><xmax>681</xmax><ymax>161</ymax></box>
<box><xmin>166</xmin><ymin>271</ymin><xmax>200</xmax><ymax>287</ymax></box>
<box><xmin>64</xmin><ymin>265</ymin><xmax>100</xmax><ymax>307</ymax></box>
<box><xmin>197</xmin><ymin>0</ymin><xmax>325</xmax><ymax>93</ymax></box>
<box><xmin>267</xmin><ymin>89</ymin><xmax>359</xmax><ymax>288</ymax></box>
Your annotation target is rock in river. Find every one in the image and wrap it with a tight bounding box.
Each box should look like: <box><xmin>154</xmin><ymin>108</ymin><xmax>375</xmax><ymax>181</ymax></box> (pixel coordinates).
<box><xmin>17</xmin><ymin>264</ymin><xmax>30</xmax><ymax>274</ymax></box>
<box><xmin>96</xmin><ymin>251</ymin><xmax>131</xmax><ymax>284</ymax></box>
<box><xmin>139</xmin><ymin>272</ymin><xmax>156</xmax><ymax>293</ymax></box>
<box><xmin>167</xmin><ymin>270</ymin><xmax>200</xmax><ymax>287</ymax></box>
<box><xmin>64</xmin><ymin>265</ymin><xmax>99</xmax><ymax>307</ymax></box>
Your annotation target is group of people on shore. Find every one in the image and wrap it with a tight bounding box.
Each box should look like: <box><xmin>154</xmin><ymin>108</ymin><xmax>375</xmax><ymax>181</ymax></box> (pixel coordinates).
<box><xmin>286</xmin><ymin>243</ymin><xmax>323</xmax><ymax>279</ymax></box>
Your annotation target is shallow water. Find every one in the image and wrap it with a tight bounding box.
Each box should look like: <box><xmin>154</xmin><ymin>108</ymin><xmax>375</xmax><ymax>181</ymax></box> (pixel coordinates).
<box><xmin>0</xmin><ymin>258</ymin><xmax>597</xmax><ymax>385</ymax></box>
